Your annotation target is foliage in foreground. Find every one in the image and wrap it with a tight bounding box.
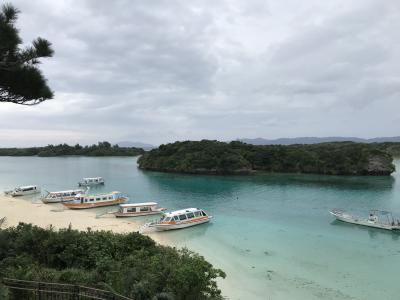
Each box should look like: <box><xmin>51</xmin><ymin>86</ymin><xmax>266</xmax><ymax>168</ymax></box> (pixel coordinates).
<box><xmin>138</xmin><ymin>140</ymin><xmax>396</xmax><ymax>176</ymax></box>
<box><xmin>0</xmin><ymin>3</ymin><xmax>54</xmax><ymax>105</ymax></box>
<box><xmin>0</xmin><ymin>141</ymin><xmax>144</xmax><ymax>157</ymax></box>
<box><xmin>0</xmin><ymin>223</ymin><xmax>225</xmax><ymax>300</ymax></box>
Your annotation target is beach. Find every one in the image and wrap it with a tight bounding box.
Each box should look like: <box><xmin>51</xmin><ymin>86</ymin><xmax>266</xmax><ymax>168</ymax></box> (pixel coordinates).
<box><xmin>0</xmin><ymin>195</ymin><xmax>145</xmax><ymax>234</ymax></box>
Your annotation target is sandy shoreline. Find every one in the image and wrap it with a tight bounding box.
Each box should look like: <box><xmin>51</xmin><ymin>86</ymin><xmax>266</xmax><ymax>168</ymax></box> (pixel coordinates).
<box><xmin>0</xmin><ymin>195</ymin><xmax>161</xmax><ymax>238</ymax></box>
<box><xmin>0</xmin><ymin>195</ymin><xmax>234</xmax><ymax>296</ymax></box>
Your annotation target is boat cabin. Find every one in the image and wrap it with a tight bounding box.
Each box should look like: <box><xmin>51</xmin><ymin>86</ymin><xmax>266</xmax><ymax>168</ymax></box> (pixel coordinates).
<box><xmin>118</xmin><ymin>202</ymin><xmax>158</xmax><ymax>213</ymax></box>
<box><xmin>75</xmin><ymin>191</ymin><xmax>123</xmax><ymax>204</ymax></box>
<box><xmin>8</xmin><ymin>185</ymin><xmax>41</xmax><ymax>197</ymax></box>
<box><xmin>16</xmin><ymin>185</ymin><xmax>38</xmax><ymax>192</ymax></box>
<box><xmin>144</xmin><ymin>207</ymin><xmax>212</xmax><ymax>231</ymax></box>
<box><xmin>47</xmin><ymin>189</ymin><xmax>84</xmax><ymax>199</ymax></box>
<box><xmin>62</xmin><ymin>191</ymin><xmax>127</xmax><ymax>209</ymax></box>
<box><xmin>78</xmin><ymin>177</ymin><xmax>104</xmax><ymax>186</ymax></box>
<box><xmin>161</xmin><ymin>208</ymin><xmax>208</xmax><ymax>223</ymax></box>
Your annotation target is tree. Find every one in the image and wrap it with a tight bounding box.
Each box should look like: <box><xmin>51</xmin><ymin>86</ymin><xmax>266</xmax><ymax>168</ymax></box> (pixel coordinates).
<box><xmin>0</xmin><ymin>3</ymin><xmax>54</xmax><ymax>105</ymax></box>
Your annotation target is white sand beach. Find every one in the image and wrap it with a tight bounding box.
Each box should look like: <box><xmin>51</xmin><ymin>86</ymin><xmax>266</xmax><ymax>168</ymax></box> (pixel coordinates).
<box><xmin>0</xmin><ymin>195</ymin><xmax>145</xmax><ymax>234</ymax></box>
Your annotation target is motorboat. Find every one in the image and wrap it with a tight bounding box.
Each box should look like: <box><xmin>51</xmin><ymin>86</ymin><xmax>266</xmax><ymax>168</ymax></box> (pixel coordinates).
<box><xmin>41</xmin><ymin>189</ymin><xmax>86</xmax><ymax>203</ymax></box>
<box><xmin>4</xmin><ymin>185</ymin><xmax>41</xmax><ymax>197</ymax></box>
<box><xmin>78</xmin><ymin>177</ymin><xmax>104</xmax><ymax>187</ymax></box>
<box><xmin>62</xmin><ymin>191</ymin><xmax>127</xmax><ymax>209</ymax></box>
<box><xmin>330</xmin><ymin>209</ymin><xmax>400</xmax><ymax>231</ymax></box>
<box><xmin>114</xmin><ymin>202</ymin><xmax>166</xmax><ymax>217</ymax></box>
<box><xmin>145</xmin><ymin>208</ymin><xmax>212</xmax><ymax>231</ymax></box>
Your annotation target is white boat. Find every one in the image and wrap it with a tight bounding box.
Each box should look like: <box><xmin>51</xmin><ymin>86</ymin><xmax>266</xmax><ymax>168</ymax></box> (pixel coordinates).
<box><xmin>146</xmin><ymin>208</ymin><xmax>212</xmax><ymax>231</ymax></box>
<box><xmin>5</xmin><ymin>185</ymin><xmax>41</xmax><ymax>197</ymax></box>
<box><xmin>330</xmin><ymin>209</ymin><xmax>400</xmax><ymax>231</ymax></box>
<box><xmin>62</xmin><ymin>191</ymin><xmax>127</xmax><ymax>209</ymax></box>
<box><xmin>41</xmin><ymin>189</ymin><xmax>86</xmax><ymax>204</ymax></box>
<box><xmin>114</xmin><ymin>202</ymin><xmax>166</xmax><ymax>217</ymax></box>
<box><xmin>78</xmin><ymin>177</ymin><xmax>104</xmax><ymax>187</ymax></box>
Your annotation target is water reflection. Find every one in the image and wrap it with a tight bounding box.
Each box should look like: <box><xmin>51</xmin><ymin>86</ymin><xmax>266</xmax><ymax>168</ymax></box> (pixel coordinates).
<box><xmin>140</xmin><ymin>169</ymin><xmax>396</xmax><ymax>194</ymax></box>
<box><xmin>330</xmin><ymin>219</ymin><xmax>400</xmax><ymax>240</ymax></box>
<box><xmin>149</xmin><ymin>222</ymin><xmax>212</xmax><ymax>245</ymax></box>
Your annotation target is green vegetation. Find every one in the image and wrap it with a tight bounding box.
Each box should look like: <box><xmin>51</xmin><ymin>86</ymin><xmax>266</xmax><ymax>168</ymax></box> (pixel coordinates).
<box><xmin>0</xmin><ymin>223</ymin><xmax>225</xmax><ymax>300</ymax></box>
<box><xmin>0</xmin><ymin>3</ymin><xmax>54</xmax><ymax>105</ymax></box>
<box><xmin>138</xmin><ymin>140</ymin><xmax>396</xmax><ymax>176</ymax></box>
<box><xmin>0</xmin><ymin>141</ymin><xmax>144</xmax><ymax>157</ymax></box>
<box><xmin>378</xmin><ymin>143</ymin><xmax>400</xmax><ymax>157</ymax></box>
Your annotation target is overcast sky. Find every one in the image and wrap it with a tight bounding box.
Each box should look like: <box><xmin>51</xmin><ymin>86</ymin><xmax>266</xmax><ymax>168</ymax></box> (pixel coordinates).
<box><xmin>1</xmin><ymin>0</ymin><xmax>400</xmax><ymax>146</ymax></box>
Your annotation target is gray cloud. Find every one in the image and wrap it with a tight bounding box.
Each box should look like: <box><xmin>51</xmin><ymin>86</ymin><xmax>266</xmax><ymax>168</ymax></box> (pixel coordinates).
<box><xmin>0</xmin><ymin>0</ymin><xmax>399</xmax><ymax>146</ymax></box>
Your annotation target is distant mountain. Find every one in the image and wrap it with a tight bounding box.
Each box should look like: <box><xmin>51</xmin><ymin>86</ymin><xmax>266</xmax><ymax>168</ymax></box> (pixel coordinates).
<box><xmin>116</xmin><ymin>141</ymin><xmax>155</xmax><ymax>150</ymax></box>
<box><xmin>237</xmin><ymin>136</ymin><xmax>400</xmax><ymax>145</ymax></box>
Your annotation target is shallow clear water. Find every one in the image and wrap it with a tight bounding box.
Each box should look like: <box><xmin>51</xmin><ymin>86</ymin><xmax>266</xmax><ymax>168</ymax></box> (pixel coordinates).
<box><xmin>1</xmin><ymin>156</ymin><xmax>399</xmax><ymax>300</ymax></box>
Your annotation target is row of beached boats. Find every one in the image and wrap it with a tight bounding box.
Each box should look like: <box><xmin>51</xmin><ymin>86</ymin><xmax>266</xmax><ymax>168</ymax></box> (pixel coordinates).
<box><xmin>4</xmin><ymin>177</ymin><xmax>212</xmax><ymax>231</ymax></box>
<box><xmin>7</xmin><ymin>178</ymin><xmax>398</xmax><ymax>232</ymax></box>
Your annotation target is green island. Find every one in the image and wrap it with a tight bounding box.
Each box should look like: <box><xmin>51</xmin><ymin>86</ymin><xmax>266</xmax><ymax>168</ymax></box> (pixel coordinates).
<box><xmin>0</xmin><ymin>142</ymin><xmax>144</xmax><ymax>157</ymax></box>
<box><xmin>138</xmin><ymin>140</ymin><xmax>397</xmax><ymax>176</ymax></box>
<box><xmin>0</xmin><ymin>223</ymin><xmax>225</xmax><ymax>300</ymax></box>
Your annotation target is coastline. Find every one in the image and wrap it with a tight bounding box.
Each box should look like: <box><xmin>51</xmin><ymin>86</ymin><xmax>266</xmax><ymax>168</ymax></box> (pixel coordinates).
<box><xmin>0</xmin><ymin>194</ymin><xmax>237</xmax><ymax>297</ymax></box>
<box><xmin>0</xmin><ymin>195</ymin><xmax>146</xmax><ymax>235</ymax></box>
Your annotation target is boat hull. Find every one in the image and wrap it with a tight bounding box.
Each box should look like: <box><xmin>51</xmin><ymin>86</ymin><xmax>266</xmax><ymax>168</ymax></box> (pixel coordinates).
<box><xmin>41</xmin><ymin>197</ymin><xmax>75</xmax><ymax>204</ymax></box>
<box><xmin>150</xmin><ymin>217</ymin><xmax>211</xmax><ymax>231</ymax></box>
<box><xmin>78</xmin><ymin>182</ymin><xmax>104</xmax><ymax>187</ymax></box>
<box><xmin>62</xmin><ymin>198</ymin><xmax>126</xmax><ymax>209</ymax></box>
<box><xmin>11</xmin><ymin>190</ymin><xmax>41</xmax><ymax>197</ymax></box>
<box><xmin>330</xmin><ymin>211</ymin><xmax>400</xmax><ymax>231</ymax></box>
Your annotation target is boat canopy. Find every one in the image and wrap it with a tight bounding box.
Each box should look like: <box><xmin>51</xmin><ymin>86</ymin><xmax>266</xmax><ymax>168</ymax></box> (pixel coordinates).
<box><xmin>49</xmin><ymin>189</ymin><xmax>82</xmax><ymax>194</ymax></box>
<box><xmin>76</xmin><ymin>191</ymin><xmax>120</xmax><ymax>198</ymax></box>
<box><xmin>120</xmin><ymin>202</ymin><xmax>158</xmax><ymax>207</ymax></box>
<box><xmin>164</xmin><ymin>208</ymin><xmax>203</xmax><ymax>218</ymax></box>
<box><xmin>19</xmin><ymin>185</ymin><xmax>37</xmax><ymax>190</ymax></box>
<box><xmin>83</xmin><ymin>177</ymin><xmax>103</xmax><ymax>181</ymax></box>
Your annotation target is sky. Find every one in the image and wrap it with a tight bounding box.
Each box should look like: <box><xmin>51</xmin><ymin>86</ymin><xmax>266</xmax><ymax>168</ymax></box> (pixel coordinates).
<box><xmin>1</xmin><ymin>0</ymin><xmax>400</xmax><ymax>146</ymax></box>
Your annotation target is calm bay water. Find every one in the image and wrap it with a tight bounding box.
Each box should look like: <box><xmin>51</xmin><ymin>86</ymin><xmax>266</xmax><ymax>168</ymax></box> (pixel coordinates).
<box><xmin>1</xmin><ymin>156</ymin><xmax>400</xmax><ymax>300</ymax></box>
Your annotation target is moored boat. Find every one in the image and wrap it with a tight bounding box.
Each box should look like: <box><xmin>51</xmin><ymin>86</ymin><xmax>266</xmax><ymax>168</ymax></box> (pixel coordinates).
<box><xmin>62</xmin><ymin>191</ymin><xmax>127</xmax><ymax>209</ymax></box>
<box><xmin>5</xmin><ymin>185</ymin><xmax>41</xmax><ymax>197</ymax></box>
<box><xmin>78</xmin><ymin>177</ymin><xmax>104</xmax><ymax>187</ymax></box>
<box><xmin>41</xmin><ymin>189</ymin><xmax>86</xmax><ymax>203</ymax></box>
<box><xmin>147</xmin><ymin>208</ymin><xmax>212</xmax><ymax>231</ymax></box>
<box><xmin>330</xmin><ymin>209</ymin><xmax>400</xmax><ymax>231</ymax></box>
<box><xmin>114</xmin><ymin>202</ymin><xmax>166</xmax><ymax>217</ymax></box>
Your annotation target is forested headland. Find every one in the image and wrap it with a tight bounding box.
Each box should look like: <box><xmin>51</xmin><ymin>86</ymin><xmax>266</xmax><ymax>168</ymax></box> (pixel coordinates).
<box><xmin>0</xmin><ymin>223</ymin><xmax>226</xmax><ymax>300</ymax></box>
<box><xmin>0</xmin><ymin>142</ymin><xmax>144</xmax><ymax>157</ymax></box>
<box><xmin>138</xmin><ymin>140</ymin><xmax>397</xmax><ymax>176</ymax></box>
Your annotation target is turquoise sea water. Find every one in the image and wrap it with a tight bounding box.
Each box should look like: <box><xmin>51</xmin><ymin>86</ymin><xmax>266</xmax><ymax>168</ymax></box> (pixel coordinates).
<box><xmin>1</xmin><ymin>156</ymin><xmax>400</xmax><ymax>300</ymax></box>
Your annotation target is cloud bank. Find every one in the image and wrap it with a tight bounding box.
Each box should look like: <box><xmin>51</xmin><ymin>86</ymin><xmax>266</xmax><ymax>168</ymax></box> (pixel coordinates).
<box><xmin>1</xmin><ymin>0</ymin><xmax>399</xmax><ymax>146</ymax></box>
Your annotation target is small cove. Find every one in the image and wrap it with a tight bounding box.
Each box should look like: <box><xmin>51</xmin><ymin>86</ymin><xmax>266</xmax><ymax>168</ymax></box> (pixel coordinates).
<box><xmin>1</xmin><ymin>156</ymin><xmax>399</xmax><ymax>300</ymax></box>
